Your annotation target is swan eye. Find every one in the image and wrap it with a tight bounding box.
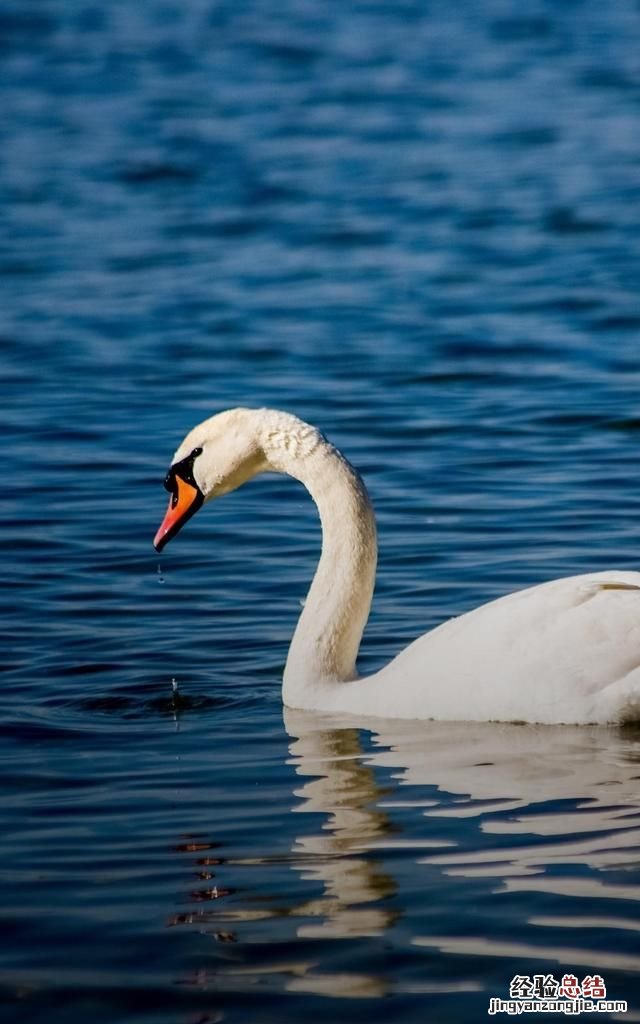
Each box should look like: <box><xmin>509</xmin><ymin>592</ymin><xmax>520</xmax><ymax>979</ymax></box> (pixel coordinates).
<box><xmin>163</xmin><ymin>446</ymin><xmax>204</xmax><ymax>495</ymax></box>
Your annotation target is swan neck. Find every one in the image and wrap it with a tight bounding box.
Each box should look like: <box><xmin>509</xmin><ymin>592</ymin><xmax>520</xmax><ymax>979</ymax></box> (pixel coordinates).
<box><xmin>260</xmin><ymin>421</ymin><xmax>377</xmax><ymax>696</ymax></box>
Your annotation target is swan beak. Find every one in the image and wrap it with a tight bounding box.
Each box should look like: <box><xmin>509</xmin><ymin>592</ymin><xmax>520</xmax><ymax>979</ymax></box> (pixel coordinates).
<box><xmin>154</xmin><ymin>475</ymin><xmax>203</xmax><ymax>552</ymax></box>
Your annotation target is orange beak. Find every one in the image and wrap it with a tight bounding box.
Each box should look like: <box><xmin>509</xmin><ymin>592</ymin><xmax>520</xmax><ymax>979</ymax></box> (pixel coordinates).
<box><xmin>154</xmin><ymin>475</ymin><xmax>203</xmax><ymax>552</ymax></box>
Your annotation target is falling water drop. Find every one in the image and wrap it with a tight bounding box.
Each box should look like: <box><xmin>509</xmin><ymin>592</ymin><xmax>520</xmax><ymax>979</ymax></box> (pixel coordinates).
<box><xmin>157</xmin><ymin>564</ymin><xmax>165</xmax><ymax>584</ymax></box>
<box><xmin>170</xmin><ymin>678</ymin><xmax>180</xmax><ymax>730</ymax></box>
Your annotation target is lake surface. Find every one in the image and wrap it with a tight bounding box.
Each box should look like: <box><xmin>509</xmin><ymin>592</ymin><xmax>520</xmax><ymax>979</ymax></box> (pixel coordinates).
<box><xmin>2</xmin><ymin>1</ymin><xmax>640</xmax><ymax>1021</ymax></box>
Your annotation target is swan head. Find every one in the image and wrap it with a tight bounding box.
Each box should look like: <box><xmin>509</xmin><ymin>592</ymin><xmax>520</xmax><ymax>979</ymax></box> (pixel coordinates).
<box><xmin>153</xmin><ymin>408</ymin><xmax>267</xmax><ymax>552</ymax></box>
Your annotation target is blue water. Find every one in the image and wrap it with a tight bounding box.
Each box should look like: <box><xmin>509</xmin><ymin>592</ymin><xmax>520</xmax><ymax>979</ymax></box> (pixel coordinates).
<box><xmin>2</xmin><ymin>1</ymin><xmax>640</xmax><ymax>1021</ymax></box>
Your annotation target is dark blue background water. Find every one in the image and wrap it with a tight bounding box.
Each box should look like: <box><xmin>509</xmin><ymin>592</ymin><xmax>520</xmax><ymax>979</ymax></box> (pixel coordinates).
<box><xmin>2</xmin><ymin>1</ymin><xmax>640</xmax><ymax>1021</ymax></box>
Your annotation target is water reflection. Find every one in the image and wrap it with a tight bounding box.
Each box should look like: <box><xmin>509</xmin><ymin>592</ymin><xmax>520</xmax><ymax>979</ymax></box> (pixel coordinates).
<box><xmin>284</xmin><ymin>710</ymin><xmax>640</xmax><ymax>995</ymax></box>
<box><xmin>286</xmin><ymin>722</ymin><xmax>400</xmax><ymax>940</ymax></box>
<box><xmin>172</xmin><ymin>713</ymin><xmax>640</xmax><ymax>1006</ymax></box>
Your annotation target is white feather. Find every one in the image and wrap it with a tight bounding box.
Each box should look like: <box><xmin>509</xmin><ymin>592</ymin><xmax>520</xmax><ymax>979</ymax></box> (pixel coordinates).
<box><xmin>162</xmin><ymin>408</ymin><xmax>640</xmax><ymax>725</ymax></box>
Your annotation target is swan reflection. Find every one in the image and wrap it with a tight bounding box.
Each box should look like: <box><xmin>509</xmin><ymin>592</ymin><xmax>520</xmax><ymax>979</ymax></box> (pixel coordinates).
<box><xmin>173</xmin><ymin>714</ymin><xmax>640</xmax><ymax>1003</ymax></box>
<box><xmin>285</xmin><ymin>710</ymin><xmax>640</xmax><ymax>981</ymax></box>
<box><xmin>285</xmin><ymin>719</ymin><xmax>400</xmax><ymax>939</ymax></box>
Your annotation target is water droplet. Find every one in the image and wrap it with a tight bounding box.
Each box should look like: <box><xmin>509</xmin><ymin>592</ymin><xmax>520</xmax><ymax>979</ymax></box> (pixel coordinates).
<box><xmin>172</xmin><ymin>678</ymin><xmax>178</xmax><ymax>694</ymax></box>
<box><xmin>157</xmin><ymin>564</ymin><xmax>165</xmax><ymax>584</ymax></box>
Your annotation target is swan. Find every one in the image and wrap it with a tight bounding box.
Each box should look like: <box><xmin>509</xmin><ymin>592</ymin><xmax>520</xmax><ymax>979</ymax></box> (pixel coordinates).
<box><xmin>153</xmin><ymin>407</ymin><xmax>640</xmax><ymax>725</ymax></box>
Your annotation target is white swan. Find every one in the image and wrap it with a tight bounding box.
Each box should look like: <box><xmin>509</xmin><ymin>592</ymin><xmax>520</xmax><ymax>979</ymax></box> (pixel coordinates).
<box><xmin>154</xmin><ymin>407</ymin><xmax>640</xmax><ymax>725</ymax></box>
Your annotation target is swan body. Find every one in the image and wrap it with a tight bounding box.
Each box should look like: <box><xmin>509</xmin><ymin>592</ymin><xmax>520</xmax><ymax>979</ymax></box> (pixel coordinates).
<box><xmin>154</xmin><ymin>407</ymin><xmax>640</xmax><ymax>725</ymax></box>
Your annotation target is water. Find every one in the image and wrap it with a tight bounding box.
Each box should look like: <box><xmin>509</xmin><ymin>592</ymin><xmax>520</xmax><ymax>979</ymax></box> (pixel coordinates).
<box><xmin>2</xmin><ymin>0</ymin><xmax>640</xmax><ymax>1020</ymax></box>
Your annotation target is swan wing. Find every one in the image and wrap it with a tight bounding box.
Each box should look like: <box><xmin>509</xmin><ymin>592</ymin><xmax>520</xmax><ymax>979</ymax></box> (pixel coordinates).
<box><xmin>359</xmin><ymin>572</ymin><xmax>640</xmax><ymax>724</ymax></box>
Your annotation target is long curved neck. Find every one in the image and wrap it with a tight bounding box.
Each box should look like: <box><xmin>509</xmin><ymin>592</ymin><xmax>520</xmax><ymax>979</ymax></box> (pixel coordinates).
<box><xmin>259</xmin><ymin>415</ymin><xmax>377</xmax><ymax>697</ymax></box>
